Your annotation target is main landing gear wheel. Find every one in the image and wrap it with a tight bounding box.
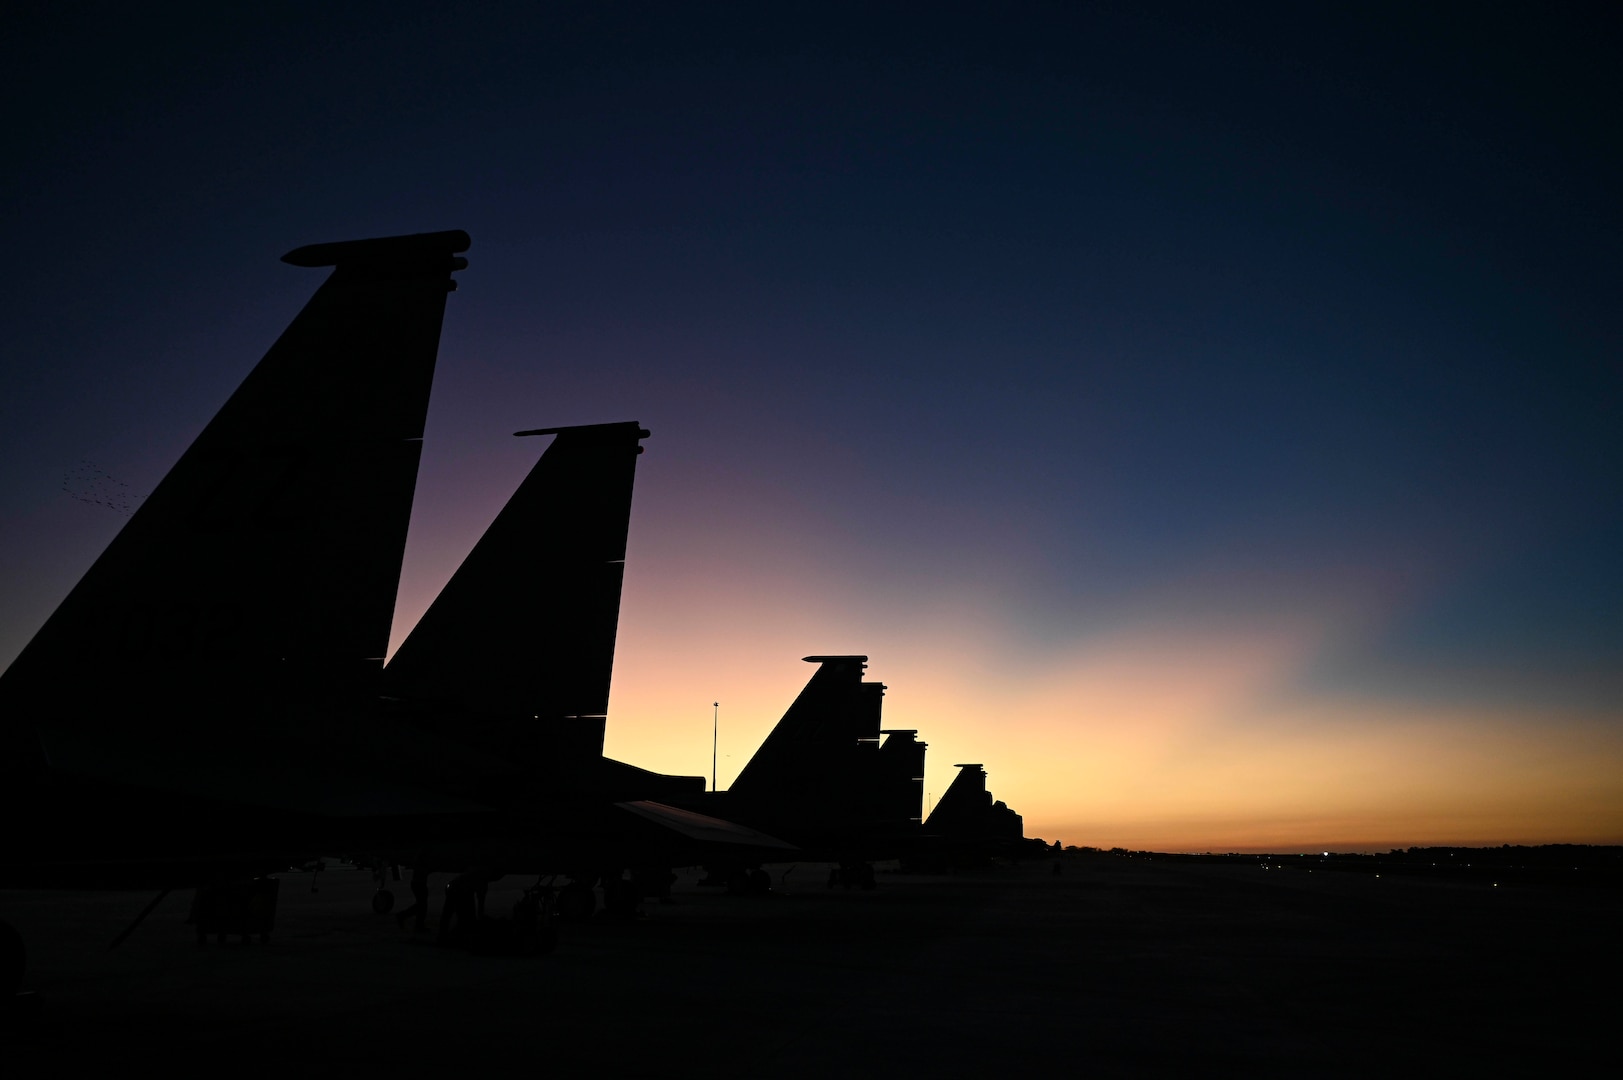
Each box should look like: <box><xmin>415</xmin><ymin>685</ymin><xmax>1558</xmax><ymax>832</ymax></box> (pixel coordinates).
<box><xmin>371</xmin><ymin>889</ymin><xmax>395</xmax><ymax>915</ymax></box>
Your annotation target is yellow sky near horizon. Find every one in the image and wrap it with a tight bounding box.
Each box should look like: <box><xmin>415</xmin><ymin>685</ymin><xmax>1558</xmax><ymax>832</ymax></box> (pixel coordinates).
<box><xmin>596</xmin><ymin>561</ymin><xmax>1623</xmax><ymax>853</ymax></box>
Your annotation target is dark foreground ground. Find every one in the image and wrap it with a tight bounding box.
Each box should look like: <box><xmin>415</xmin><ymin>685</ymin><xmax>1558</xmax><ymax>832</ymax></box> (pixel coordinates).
<box><xmin>4</xmin><ymin>853</ymin><xmax>1617</xmax><ymax>1075</ymax></box>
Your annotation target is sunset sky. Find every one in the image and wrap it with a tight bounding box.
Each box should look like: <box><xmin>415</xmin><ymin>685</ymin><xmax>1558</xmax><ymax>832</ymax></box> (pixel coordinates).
<box><xmin>3</xmin><ymin>3</ymin><xmax>1619</xmax><ymax>851</ymax></box>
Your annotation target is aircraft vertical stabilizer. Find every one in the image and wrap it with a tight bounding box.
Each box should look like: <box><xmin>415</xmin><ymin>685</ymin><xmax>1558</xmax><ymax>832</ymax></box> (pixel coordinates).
<box><xmin>876</xmin><ymin>729</ymin><xmax>927</xmax><ymax>825</ymax></box>
<box><xmin>926</xmin><ymin>763</ymin><xmax>1025</xmax><ymax>841</ymax></box>
<box><xmin>0</xmin><ymin>230</ymin><xmax>469</xmax><ymax>780</ymax></box>
<box><xmin>381</xmin><ymin>421</ymin><xmax>649</xmax><ymax>778</ymax></box>
<box><xmin>727</xmin><ymin>655</ymin><xmax>887</xmax><ymax>822</ymax></box>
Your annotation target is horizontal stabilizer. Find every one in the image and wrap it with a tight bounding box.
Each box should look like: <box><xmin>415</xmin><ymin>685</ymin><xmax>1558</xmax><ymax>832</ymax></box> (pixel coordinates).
<box><xmin>282</xmin><ymin>230</ymin><xmax>470</xmax><ymax>270</ymax></box>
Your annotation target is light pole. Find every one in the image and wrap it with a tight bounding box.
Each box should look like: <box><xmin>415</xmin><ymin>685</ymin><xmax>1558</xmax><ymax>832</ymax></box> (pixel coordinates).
<box><xmin>712</xmin><ymin>702</ymin><xmax>719</xmax><ymax>792</ymax></box>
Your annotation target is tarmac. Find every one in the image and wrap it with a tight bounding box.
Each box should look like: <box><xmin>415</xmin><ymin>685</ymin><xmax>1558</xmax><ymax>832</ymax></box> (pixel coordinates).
<box><xmin>4</xmin><ymin>853</ymin><xmax>1615</xmax><ymax>1074</ymax></box>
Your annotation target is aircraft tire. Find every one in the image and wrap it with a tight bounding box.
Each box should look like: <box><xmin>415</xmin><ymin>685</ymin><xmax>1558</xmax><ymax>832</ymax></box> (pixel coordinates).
<box><xmin>0</xmin><ymin>920</ymin><xmax>23</xmax><ymax>998</ymax></box>
<box><xmin>371</xmin><ymin>889</ymin><xmax>395</xmax><ymax>915</ymax></box>
<box><xmin>748</xmin><ymin>868</ymin><xmax>771</xmax><ymax>895</ymax></box>
<box><xmin>725</xmin><ymin>871</ymin><xmax>751</xmax><ymax>897</ymax></box>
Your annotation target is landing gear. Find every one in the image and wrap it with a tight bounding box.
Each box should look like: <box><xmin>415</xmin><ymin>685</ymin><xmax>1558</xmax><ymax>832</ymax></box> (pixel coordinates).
<box><xmin>602</xmin><ymin>877</ymin><xmax>641</xmax><ymax>919</ymax></box>
<box><xmin>512</xmin><ymin>887</ymin><xmax>559</xmax><ymax>956</ymax></box>
<box><xmin>370</xmin><ymin>860</ymin><xmax>397</xmax><ymax>913</ymax></box>
<box><xmin>726</xmin><ymin>867</ymin><xmax>772</xmax><ymax>896</ymax></box>
<box><xmin>557</xmin><ymin>881</ymin><xmax>596</xmax><ymax>921</ymax></box>
<box><xmin>632</xmin><ymin>866</ymin><xmax>677</xmax><ymax>904</ymax></box>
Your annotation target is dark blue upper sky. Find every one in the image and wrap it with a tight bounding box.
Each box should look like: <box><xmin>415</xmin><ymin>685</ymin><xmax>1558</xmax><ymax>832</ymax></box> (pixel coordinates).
<box><xmin>3</xmin><ymin>2</ymin><xmax>1619</xmax><ymax>845</ymax></box>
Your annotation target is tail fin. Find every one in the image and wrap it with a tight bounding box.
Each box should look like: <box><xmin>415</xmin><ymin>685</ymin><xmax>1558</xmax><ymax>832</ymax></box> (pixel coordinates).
<box><xmin>381</xmin><ymin>422</ymin><xmax>649</xmax><ymax>775</ymax></box>
<box><xmin>876</xmin><ymin>729</ymin><xmax>927</xmax><ymax>825</ymax></box>
<box><xmin>925</xmin><ymin>763</ymin><xmax>1025</xmax><ymax>840</ymax></box>
<box><xmin>727</xmin><ymin>655</ymin><xmax>888</xmax><ymax>821</ymax></box>
<box><xmin>1</xmin><ymin>230</ymin><xmax>468</xmax><ymax>727</ymax></box>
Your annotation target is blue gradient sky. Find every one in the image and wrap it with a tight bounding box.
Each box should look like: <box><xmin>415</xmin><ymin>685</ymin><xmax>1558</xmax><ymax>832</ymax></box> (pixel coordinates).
<box><xmin>4</xmin><ymin>3</ymin><xmax>1619</xmax><ymax>849</ymax></box>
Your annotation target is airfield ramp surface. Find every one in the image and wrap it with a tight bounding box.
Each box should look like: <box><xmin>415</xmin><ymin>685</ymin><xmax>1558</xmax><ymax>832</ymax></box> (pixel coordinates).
<box><xmin>3</xmin><ymin>854</ymin><xmax>1613</xmax><ymax>1073</ymax></box>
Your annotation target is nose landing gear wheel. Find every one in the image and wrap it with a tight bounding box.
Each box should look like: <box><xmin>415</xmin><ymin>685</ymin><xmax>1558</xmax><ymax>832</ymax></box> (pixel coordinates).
<box><xmin>371</xmin><ymin>889</ymin><xmax>395</xmax><ymax>915</ymax></box>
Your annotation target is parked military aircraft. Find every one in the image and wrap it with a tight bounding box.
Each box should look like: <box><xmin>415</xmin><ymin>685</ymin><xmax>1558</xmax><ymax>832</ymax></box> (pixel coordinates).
<box><xmin>0</xmin><ymin>230</ymin><xmax>782</xmax><ymax>992</ymax></box>
<box><xmin>371</xmin><ymin>417</ymin><xmax>790</xmax><ymax>916</ymax></box>
<box><xmin>926</xmin><ymin>763</ymin><xmax>1025</xmax><ymax>842</ymax></box>
<box><xmin>0</xmin><ymin>229</ymin><xmax>479</xmax><ymax>990</ymax></box>
<box><xmin>682</xmin><ymin>655</ymin><xmax>930</xmax><ymax>891</ymax></box>
<box><xmin>906</xmin><ymin>762</ymin><xmax>1042</xmax><ymax>870</ymax></box>
<box><xmin>687</xmin><ymin>660</ymin><xmax>1040</xmax><ymax>883</ymax></box>
<box><xmin>360</xmin><ymin>448</ymin><xmax>923</xmax><ymax>903</ymax></box>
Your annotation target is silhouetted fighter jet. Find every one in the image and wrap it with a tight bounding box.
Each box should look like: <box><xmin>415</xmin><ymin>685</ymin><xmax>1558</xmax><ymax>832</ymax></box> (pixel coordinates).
<box><xmin>0</xmin><ymin>232</ymin><xmax>494</xmax><ymax>983</ymax></box>
<box><xmin>908</xmin><ymin>762</ymin><xmax>1035</xmax><ymax>870</ymax></box>
<box><xmin>0</xmin><ymin>231</ymin><xmax>780</xmax><ymax>990</ymax></box>
<box><xmin>382</xmin><ymin>421</ymin><xmax>710</xmax><ymax>805</ymax></box>
<box><xmin>684</xmin><ymin>656</ymin><xmax>930</xmax><ymax>891</ymax></box>
<box><xmin>373</xmin><ymin>421</ymin><xmax>790</xmax><ymax>916</ymax></box>
<box><xmin>926</xmin><ymin>763</ymin><xmax>1024</xmax><ymax>841</ymax></box>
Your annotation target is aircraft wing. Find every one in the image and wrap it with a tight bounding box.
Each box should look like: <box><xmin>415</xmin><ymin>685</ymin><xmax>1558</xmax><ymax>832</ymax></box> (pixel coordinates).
<box><xmin>614</xmin><ymin>800</ymin><xmax>796</xmax><ymax>850</ymax></box>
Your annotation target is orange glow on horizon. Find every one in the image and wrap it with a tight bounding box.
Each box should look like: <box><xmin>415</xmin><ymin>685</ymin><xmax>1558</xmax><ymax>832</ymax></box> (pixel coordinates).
<box><xmin>386</xmin><ymin>476</ymin><xmax>1623</xmax><ymax>855</ymax></box>
<box><xmin>597</xmin><ymin>556</ymin><xmax>1623</xmax><ymax>852</ymax></box>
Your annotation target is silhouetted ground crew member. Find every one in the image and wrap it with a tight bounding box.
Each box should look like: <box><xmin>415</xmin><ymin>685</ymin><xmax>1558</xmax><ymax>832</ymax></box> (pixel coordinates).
<box><xmin>439</xmin><ymin>867</ymin><xmax>504</xmax><ymax>946</ymax></box>
<box><xmin>439</xmin><ymin>874</ymin><xmax>475</xmax><ymax>946</ymax></box>
<box><xmin>395</xmin><ymin>865</ymin><xmax>430</xmax><ymax>932</ymax></box>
